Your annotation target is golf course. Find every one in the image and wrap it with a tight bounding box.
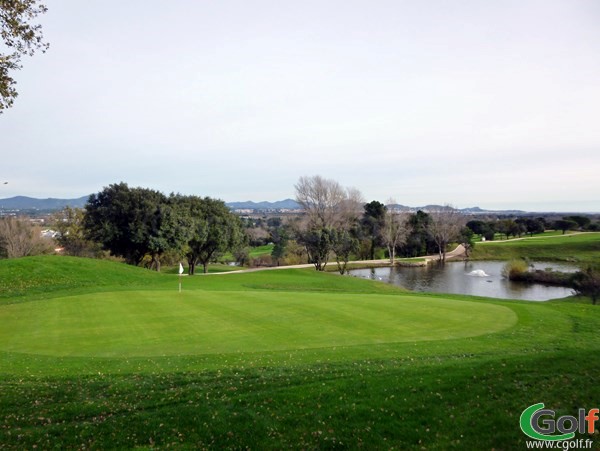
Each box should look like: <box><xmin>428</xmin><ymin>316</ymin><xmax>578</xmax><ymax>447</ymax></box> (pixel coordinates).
<box><xmin>1</xmin><ymin>244</ymin><xmax>600</xmax><ymax>449</ymax></box>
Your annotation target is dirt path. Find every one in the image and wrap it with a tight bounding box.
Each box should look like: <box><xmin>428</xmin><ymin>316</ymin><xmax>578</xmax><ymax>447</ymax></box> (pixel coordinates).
<box><xmin>201</xmin><ymin>244</ymin><xmax>466</xmax><ymax>276</ymax></box>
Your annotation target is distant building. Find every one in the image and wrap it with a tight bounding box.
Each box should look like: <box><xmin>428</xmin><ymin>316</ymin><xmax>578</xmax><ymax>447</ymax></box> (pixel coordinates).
<box><xmin>40</xmin><ymin>229</ymin><xmax>60</xmax><ymax>239</ymax></box>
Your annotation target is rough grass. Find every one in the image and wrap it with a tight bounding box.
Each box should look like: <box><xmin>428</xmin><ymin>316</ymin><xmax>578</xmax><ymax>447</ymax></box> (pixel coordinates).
<box><xmin>1</xmin><ymin>256</ymin><xmax>599</xmax><ymax>449</ymax></box>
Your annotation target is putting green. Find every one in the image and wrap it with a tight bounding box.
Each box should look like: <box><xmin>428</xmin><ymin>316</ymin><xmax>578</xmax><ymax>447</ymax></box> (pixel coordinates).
<box><xmin>0</xmin><ymin>291</ymin><xmax>517</xmax><ymax>357</ymax></box>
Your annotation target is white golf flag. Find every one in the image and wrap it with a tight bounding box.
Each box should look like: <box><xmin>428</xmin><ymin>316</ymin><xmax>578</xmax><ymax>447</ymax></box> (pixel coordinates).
<box><xmin>179</xmin><ymin>263</ymin><xmax>184</xmax><ymax>275</ymax></box>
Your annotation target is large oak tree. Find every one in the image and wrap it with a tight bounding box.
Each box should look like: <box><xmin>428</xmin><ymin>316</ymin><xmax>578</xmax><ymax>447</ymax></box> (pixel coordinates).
<box><xmin>84</xmin><ymin>183</ymin><xmax>188</xmax><ymax>270</ymax></box>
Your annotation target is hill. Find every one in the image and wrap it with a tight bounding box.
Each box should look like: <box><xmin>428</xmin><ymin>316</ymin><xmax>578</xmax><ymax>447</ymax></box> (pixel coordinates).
<box><xmin>0</xmin><ymin>195</ymin><xmax>88</xmax><ymax>210</ymax></box>
<box><xmin>225</xmin><ymin>198</ymin><xmax>300</xmax><ymax>210</ymax></box>
<box><xmin>0</xmin><ymin>195</ymin><xmax>590</xmax><ymax>215</ymax></box>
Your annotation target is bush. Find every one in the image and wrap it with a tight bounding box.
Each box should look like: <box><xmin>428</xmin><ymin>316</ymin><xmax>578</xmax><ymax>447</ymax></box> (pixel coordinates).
<box><xmin>234</xmin><ymin>247</ymin><xmax>251</xmax><ymax>266</ymax></box>
<box><xmin>588</xmin><ymin>222</ymin><xmax>600</xmax><ymax>232</ymax></box>
<box><xmin>501</xmin><ymin>259</ymin><xmax>529</xmax><ymax>280</ymax></box>
<box><xmin>572</xmin><ymin>266</ymin><xmax>600</xmax><ymax>305</ymax></box>
<box><xmin>250</xmin><ymin>255</ymin><xmax>273</xmax><ymax>267</ymax></box>
<box><xmin>502</xmin><ymin>261</ymin><xmax>576</xmax><ymax>287</ymax></box>
<box><xmin>518</xmin><ymin>269</ymin><xmax>574</xmax><ymax>286</ymax></box>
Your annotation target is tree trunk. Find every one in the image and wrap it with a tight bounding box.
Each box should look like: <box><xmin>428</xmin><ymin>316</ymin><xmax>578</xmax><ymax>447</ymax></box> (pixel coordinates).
<box><xmin>151</xmin><ymin>253</ymin><xmax>161</xmax><ymax>272</ymax></box>
<box><xmin>188</xmin><ymin>259</ymin><xmax>196</xmax><ymax>275</ymax></box>
<box><xmin>203</xmin><ymin>262</ymin><xmax>208</xmax><ymax>273</ymax></box>
<box><xmin>439</xmin><ymin>240</ymin><xmax>446</xmax><ymax>264</ymax></box>
<box><xmin>335</xmin><ymin>256</ymin><xmax>347</xmax><ymax>275</ymax></box>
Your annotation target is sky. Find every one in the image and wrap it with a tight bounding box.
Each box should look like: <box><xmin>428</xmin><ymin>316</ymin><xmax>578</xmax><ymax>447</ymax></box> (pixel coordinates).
<box><xmin>1</xmin><ymin>0</ymin><xmax>599</xmax><ymax>212</ymax></box>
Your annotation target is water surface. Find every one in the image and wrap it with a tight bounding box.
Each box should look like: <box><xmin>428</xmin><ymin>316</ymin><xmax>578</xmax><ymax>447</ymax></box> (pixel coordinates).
<box><xmin>348</xmin><ymin>261</ymin><xmax>578</xmax><ymax>301</ymax></box>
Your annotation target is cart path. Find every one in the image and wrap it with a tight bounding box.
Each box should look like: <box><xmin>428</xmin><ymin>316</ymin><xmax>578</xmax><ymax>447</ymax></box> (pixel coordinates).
<box><xmin>199</xmin><ymin>244</ymin><xmax>466</xmax><ymax>275</ymax></box>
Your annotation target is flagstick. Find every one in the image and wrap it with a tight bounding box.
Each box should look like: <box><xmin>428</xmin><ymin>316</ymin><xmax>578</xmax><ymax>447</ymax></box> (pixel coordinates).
<box><xmin>178</xmin><ymin>262</ymin><xmax>184</xmax><ymax>293</ymax></box>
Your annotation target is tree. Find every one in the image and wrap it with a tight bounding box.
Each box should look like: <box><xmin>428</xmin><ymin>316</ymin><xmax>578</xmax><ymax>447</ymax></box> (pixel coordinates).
<box><xmin>282</xmin><ymin>238</ymin><xmax>306</xmax><ymax>265</ymax></box>
<box><xmin>295</xmin><ymin>175</ymin><xmax>346</xmax><ymax>229</ymax></box>
<box><xmin>146</xmin><ymin>197</ymin><xmax>194</xmax><ymax>272</ymax></box>
<box><xmin>181</xmin><ymin>196</ymin><xmax>208</xmax><ymax>275</ymax></box>
<box><xmin>402</xmin><ymin>210</ymin><xmax>435</xmax><ymax>257</ymax></box>
<box><xmin>1</xmin><ymin>0</ymin><xmax>49</xmax><ymax>112</ymax></box>
<box><xmin>233</xmin><ymin>247</ymin><xmax>251</xmax><ymax>266</ymax></box>
<box><xmin>514</xmin><ymin>218</ymin><xmax>528</xmax><ymax>237</ymax></box>
<box><xmin>427</xmin><ymin>205</ymin><xmax>464</xmax><ymax>263</ymax></box>
<box><xmin>294</xmin><ymin>175</ymin><xmax>362</xmax><ymax>230</ymax></box>
<box><xmin>52</xmin><ymin>206</ymin><xmax>101</xmax><ymax>257</ymax></box>
<box><xmin>294</xmin><ymin>175</ymin><xmax>362</xmax><ymax>270</ymax></box>
<box><xmin>524</xmin><ymin>217</ymin><xmax>545</xmax><ymax>237</ymax></box>
<box><xmin>553</xmin><ymin>219</ymin><xmax>578</xmax><ymax>235</ymax></box>
<box><xmin>572</xmin><ymin>266</ymin><xmax>600</xmax><ymax>305</ymax></box>
<box><xmin>565</xmin><ymin>215</ymin><xmax>591</xmax><ymax>230</ymax></box>
<box><xmin>298</xmin><ymin>227</ymin><xmax>333</xmax><ymax>271</ymax></box>
<box><xmin>496</xmin><ymin>219</ymin><xmax>519</xmax><ymax>240</ymax></box>
<box><xmin>331</xmin><ymin>228</ymin><xmax>359</xmax><ymax>274</ymax></box>
<box><xmin>84</xmin><ymin>183</ymin><xmax>168</xmax><ymax>268</ymax></box>
<box><xmin>466</xmin><ymin>219</ymin><xmax>495</xmax><ymax>241</ymax></box>
<box><xmin>0</xmin><ymin>216</ymin><xmax>52</xmax><ymax>258</ymax></box>
<box><xmin>466</xmin><ymin>220</ymin><xmax>487</xmax><ymax>236</ymax></box>
<box><xmin>458</xmin><ymin>226</ymin><xmax>475</xmax><ymax>257</ymax></box>
<box><xmin>181</xmin><ymin>196</ymin><xmax>245</xmax><ymax>274</ymax></box>
<box><xmin>270</xmin><ymin>224</ymin><xmax>288</xmax><ymax>266</ymax></box>
<box><xmin>382</xmin><ymin>201</ymin><xmax>408</xmax><ymax>264</ymax></box>
<box><xmin>362</xmin><ymin>200</ymin><xmax>386</xmax><ymax>260</ymax></box>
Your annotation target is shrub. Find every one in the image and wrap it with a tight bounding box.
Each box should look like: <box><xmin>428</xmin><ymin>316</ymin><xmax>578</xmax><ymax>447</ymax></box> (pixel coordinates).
<box><xmin>572</xmin><ymin>266</ymin><xmax>600</xmax><ymax>305</ymax></box>
<box><xmin>501</xmin><ymin>259</ymin><xmax>529</xmax><ymax>280</ymax></box>
<box><xmin>250</xmin><ymin>254</ymin><xmax>273</xmax><ymax>267</ymax></box>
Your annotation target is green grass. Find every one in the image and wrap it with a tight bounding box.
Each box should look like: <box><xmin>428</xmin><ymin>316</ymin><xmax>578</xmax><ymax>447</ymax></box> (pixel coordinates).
<box><xmin>0</xmin><ymin>291</ymin><xmax>515</xmax><ymax>357</ymax></box>
<box><xmin>1</xmin><ymin>256</ymin><xmax>599</xmax><ymax>449</ymax></box>
<box><xmin>249</xmin><ymin>244</ymin><xmax>274</xmax><ymax>257</ymax></box>
<box><xmin>164</xmin><ymin>262</ymin><xmax>241</xmax><ymax>274</ymax></box>
<box><xmin>471</xmin><ymin>231</ymin><xmax>600</xmax><ymax>265</ymax></box>
<box><xmin>219</xmin><ymin>244</ymin><xmax>275</xmax><ymax>263</ymax></box>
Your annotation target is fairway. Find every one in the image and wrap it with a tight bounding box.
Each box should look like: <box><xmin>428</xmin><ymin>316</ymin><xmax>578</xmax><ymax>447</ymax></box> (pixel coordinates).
<box><xmin>0</xmin><ymin>290</ymin><xmax>516</xmax><ymax>357</ymax></box>
<box><xmin>472</xmin><ymin>231</ymin><xmax>600</xmax><ymax>264</ymax></box>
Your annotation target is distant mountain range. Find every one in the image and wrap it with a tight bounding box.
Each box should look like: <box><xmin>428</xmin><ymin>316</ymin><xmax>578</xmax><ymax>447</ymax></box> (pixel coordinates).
<box><xmin>0</xmin><ymin>196</ymin><xmax>300</xmax><ymax>211</ymax></box>
<box><xmin>0</xmin><ymin>196</ymin><xmax>89</xmax><ymax>210</ymax></box>
<box><xmin>387</xmin><ymin>204</ymin><xmax>525</xmax><ymax>215</ymax></box>
<box><xmin>0</xmin><ymin>195</ymin><xmax>528</xmax><ymax>215</ymax></box>
<box><xmin>226</xmin><ymin>199</ymin><xmax>300</xmax><ymax>210</ymax></box>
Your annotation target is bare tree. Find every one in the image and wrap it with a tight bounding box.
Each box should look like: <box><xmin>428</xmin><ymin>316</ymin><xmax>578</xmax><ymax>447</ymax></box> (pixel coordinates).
<box><xmin>383</xmin><ymin>200</ymin><xmax>409</xmax><ymax>265</ymax></box>
<box><xmin>294</xmin><ymin>175</ymin><xmax>363</xmax><ymax>271</ymax></box>
<box><xmin>426</xmin><ymin>205</ymin><xmax>465</xmax><ymax>263</ymax></box>
<box><xmin>0</xmin><ymin>216</ymin><xmax>53</xmax><ymax>258</ymax></box>
<box><xmin>339</xmin><ymin>186</ymin><xmax>365</xmax><ymax>230</ymax></box>
<box><xmin>295</xmin><ymin>175</ymin><xmax>362</xmax><ymax>229</ymax></box>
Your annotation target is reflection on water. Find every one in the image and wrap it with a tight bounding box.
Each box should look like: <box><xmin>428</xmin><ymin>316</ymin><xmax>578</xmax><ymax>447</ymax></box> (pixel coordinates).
<box><xmin>348</xmin><ymin>261</ymin><xmax>578</xmax><ymax>301</ymax></box>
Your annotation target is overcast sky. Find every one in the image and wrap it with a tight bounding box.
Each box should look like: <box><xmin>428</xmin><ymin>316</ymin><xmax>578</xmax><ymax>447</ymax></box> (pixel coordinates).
<box><xmin>1</xmin><ymin>0</ymin><xmax>599</xmax><ymax>211</ymax></box>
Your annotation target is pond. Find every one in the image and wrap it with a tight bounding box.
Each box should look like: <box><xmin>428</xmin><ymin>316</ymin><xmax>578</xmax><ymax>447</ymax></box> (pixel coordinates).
<box><xmin>348</xmin><ymin>261</ymin><xmax>579</xmax><ymax>301</ymax></box>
